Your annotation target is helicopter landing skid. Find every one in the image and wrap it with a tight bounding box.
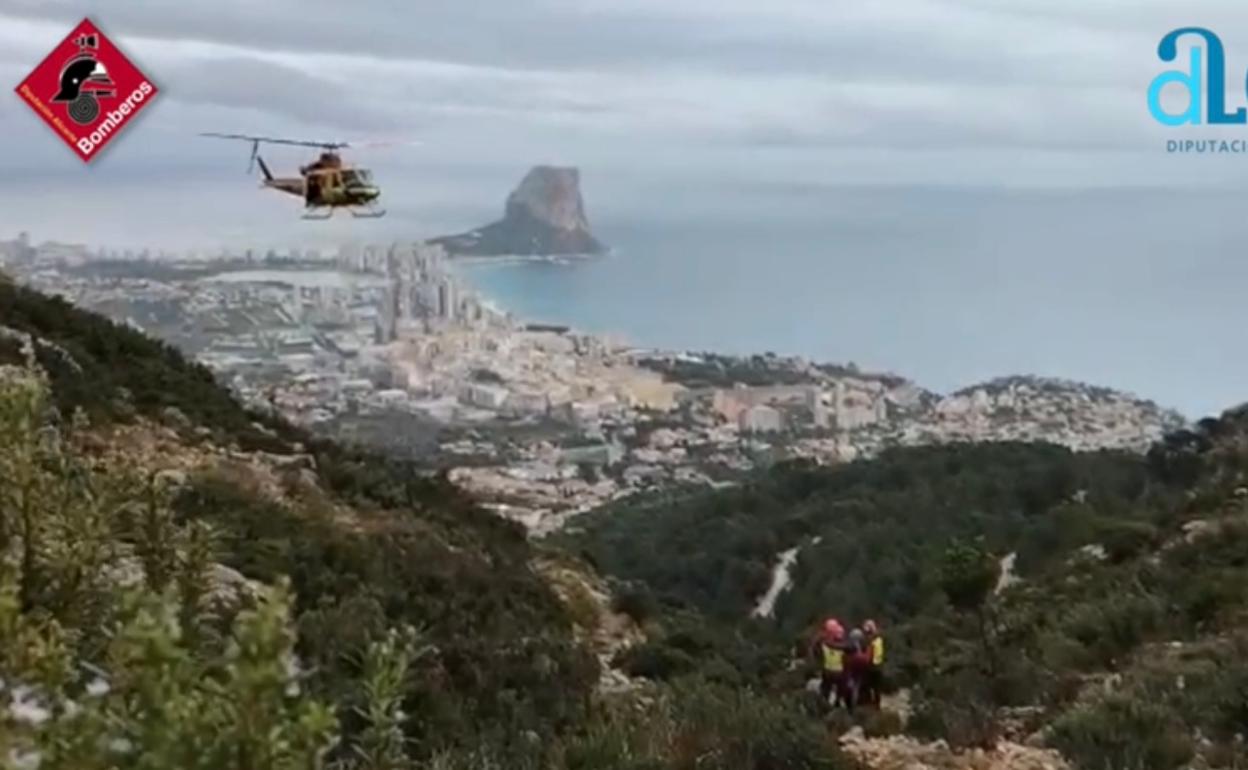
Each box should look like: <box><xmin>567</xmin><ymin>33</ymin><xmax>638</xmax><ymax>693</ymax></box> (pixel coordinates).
<box><xmin>349</xmin><ymin>205</ymin><xmax>386</xmax><ymax>219</ymax></box>
<box><xmin>301</xmin><ymin>207</ymin><xmax>333</xmax><ymax>221</ymax></box>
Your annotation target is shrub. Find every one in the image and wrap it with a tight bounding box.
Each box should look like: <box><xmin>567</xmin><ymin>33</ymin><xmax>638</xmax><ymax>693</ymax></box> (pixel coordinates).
<box><xmin>938</xmin><ymin>541</ymin><xmax>999</xmax><ymax>613</ymax></box>
<box><xmin>665</xmin><ymin>681</ymin><xmax>843</xmax><ymax>770</ymax></box>
<box><xmin>1062</xmin><ymin>593</ymin><xmax>1165</xmax><ymax>668</ymax></box>
<box><xmin>612</xmin><ymin>585</ymin><xmax>659</xmax><ymax>626</ymax></box>
<box><xmin>1049</xmin><ymin>695</ymin><xmax>1193</xmax><ymax>770</ymax></box>
<box><xmin>908</xmin><ymin>669</ymin><xmax>1000</xmax><ymax>749</ymax></box>
<box><xmin>1180</xmin><ymin>654</ymin><xmax>1248</xmax><ymax>742</ymax></box>
<box><xmin>1097</xmin><ymin>520</ymin><xmax>1160</xmax><ymax>562</ymax></box>
<box><xmin>860</xmin><ymin>708</ymin><xmax>904</xmax><ymax>738</ymax></box>
<box><xmin>617</xmin><ymin>642</ymin><xmax>697</xmax><ymax>681</ymax></box>
<box><xmin>1177</xmin><ymin>572</ymin><xmax>1246</xmax><ymax>627</ymax></box>
<box><xmin>558</xmin><ymin>712</ymin><xmax>670</xmax><ymax>770</ymax></box>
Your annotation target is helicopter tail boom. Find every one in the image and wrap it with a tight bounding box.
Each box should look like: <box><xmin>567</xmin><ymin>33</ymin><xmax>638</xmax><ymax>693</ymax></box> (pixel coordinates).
<box><xmin>254</xmin><ymin>154</ymin><xmax>274</xmax><ymax>182</ymax></box>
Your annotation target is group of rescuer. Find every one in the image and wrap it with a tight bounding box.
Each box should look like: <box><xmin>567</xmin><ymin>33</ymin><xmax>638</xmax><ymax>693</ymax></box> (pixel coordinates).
<box><xmin>810</xmin><ymin>618</ymin><xmax>885</xmax><ymax>712</ymax></box>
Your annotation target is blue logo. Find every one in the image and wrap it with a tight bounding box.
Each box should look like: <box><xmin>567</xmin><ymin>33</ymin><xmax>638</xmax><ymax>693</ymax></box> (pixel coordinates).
<box><xmin>1148</xmin><ymin>28</ymin><xmax>1247</xmax><ymax>126</ymax></box>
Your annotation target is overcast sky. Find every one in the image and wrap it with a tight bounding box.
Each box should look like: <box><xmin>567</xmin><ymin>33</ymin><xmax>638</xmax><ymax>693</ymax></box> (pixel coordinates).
<box><xmin>2</xmin><ymin>1</ymin><xmax>1247</xmax><ymax>414</ymax></box>
<box><xmin>4</xmin><ymin>0</ymin><xmax>1248</xmax><ymax>244</ymax></box>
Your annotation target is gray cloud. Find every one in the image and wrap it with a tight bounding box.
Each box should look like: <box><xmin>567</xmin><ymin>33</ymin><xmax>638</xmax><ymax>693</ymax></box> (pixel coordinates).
<box><xmin>1</xmin><ymin>1</ymin><xmax>1241</xmax><ymax>192</ymax></box>
<box><xmin>0</xmin><ymin>0</ymin><xmax>701</xmax><ymax>71</ymax></box>
<box><xmin>0</xmin><ymin>0</ymin><xmax>1231</xmax><ymax>161</ymax></box>
<box><xmin>0</xmin><ymin>0</ymin><xmax>1186</xmax><ymax>89</ymax></box>
<box><xmin>1</xmin><ymin>2</ymin><xmax>1246</xmax><ymax>207</ymax></box>
<box><xmin>161</xmin><ymin>56</ymin><xmax>401</xmax><ymax>131</ymax></box>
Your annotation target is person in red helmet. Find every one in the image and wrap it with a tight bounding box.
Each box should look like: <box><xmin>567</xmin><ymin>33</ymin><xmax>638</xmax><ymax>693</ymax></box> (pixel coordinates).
<box><xmin>812</xmin><ymin>618</ymin><xmax>846</xmax><ymax>707</ymax></box>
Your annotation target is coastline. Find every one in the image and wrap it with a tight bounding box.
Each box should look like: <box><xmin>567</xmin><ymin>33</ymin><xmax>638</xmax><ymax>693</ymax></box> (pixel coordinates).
<box><xmin>446</xmin><ymin>250</ymin><xmax>615</xmax><ymax>268</ymax></box>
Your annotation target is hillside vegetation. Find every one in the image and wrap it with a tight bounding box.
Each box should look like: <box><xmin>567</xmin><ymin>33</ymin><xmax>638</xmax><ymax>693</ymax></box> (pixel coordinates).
<box><xmin>0</xmin><ymin>277</ymin><xmax>847</xmax><ymax>769</ymax></box>
<box><xmin>568</xmin><ymin>409</ymin><xmax>1248</xmax><ymax>770</ymax></box>
<box><xmin>12</xmin><ymin>274</ymin><xmax>1248</xmax><ymax>770</ymax></box>
<box><xmin>569</xmin><ymin>442</ymin><xmax>1176</xmax><ymax>629</ymax></box>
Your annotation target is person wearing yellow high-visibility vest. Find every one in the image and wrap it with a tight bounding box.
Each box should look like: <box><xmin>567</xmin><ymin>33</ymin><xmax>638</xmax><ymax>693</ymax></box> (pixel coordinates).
<box><xmin>814</xmin><ymin>619</ymin><xmax>849</xmax><ymax>708</ymax></box>
<box><xmin>862</xmin><ymin>619</ymin><xmax>885</xmax><ymax>708</ymax></box>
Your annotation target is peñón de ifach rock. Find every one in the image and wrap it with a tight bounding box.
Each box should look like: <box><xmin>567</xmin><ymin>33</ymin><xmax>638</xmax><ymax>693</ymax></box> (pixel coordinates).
<box><xmin>431</xmin><ymin>166</ymin><xmax>606</xmax><ymax>257</ymax></box>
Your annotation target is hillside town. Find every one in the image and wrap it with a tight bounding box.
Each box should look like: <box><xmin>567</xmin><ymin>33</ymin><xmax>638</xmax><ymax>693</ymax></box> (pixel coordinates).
<box><xmin>0</xmin><ymin>232</ymin><xmax>1188</xmax><ymax>534</ymax></box>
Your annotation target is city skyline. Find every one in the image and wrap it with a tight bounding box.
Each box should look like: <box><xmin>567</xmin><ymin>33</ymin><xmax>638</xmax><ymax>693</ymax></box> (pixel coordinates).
<box><xmin>1</xmin><ymin>235</ymin><xmax>1185</xmax><ymax>531</ymax></box>
<box><xmin>0</xmin><ymin>229</ymin><xmax>1198</xmax><ymax>421</ymax></box>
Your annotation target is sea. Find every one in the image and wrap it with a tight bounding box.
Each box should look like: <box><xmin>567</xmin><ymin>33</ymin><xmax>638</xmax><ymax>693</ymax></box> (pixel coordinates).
<box><xmin>450</xmin><ymin>186</ymin><xmax>1248</xmax><ymax>420</ymax></box>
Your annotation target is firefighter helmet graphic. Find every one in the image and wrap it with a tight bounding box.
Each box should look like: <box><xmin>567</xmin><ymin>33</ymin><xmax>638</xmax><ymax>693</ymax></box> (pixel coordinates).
<box><xmin>16</xmin><ymin>17</ymin><xmax>160</xmax><ymax>162</ymax></box>
<box><xmin>50</xmin><ymin>33</ymin><xmax>115</xmax><ymax>125</ymax></box>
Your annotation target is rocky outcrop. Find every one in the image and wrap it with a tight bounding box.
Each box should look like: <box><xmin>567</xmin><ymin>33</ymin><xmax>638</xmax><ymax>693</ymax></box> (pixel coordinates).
<box><xmin>751</xmin><ymin>546</ymin><xmax>800</xmax><ymax>619</ymax></box>
<box><xmin>839</xmin><ymin>727</ymin><xmax>1071</xmax><ymax>770</ymax></box>
<box><xmin>0</xmin><ymin>324</ymin><xmax>82</xmax><ymax>373</ymax></box>
<box><xmin>535</xmin><ymin>556</ymin><xmax>645</xmax><ymax>694</ymax></box>
<box><xmin>432</xmin><ymin>166</ymin><xmax>606</xmax><ymax>257</ymax></box>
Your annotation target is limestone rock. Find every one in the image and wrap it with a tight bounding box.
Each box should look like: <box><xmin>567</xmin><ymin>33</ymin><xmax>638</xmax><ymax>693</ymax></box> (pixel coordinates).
<box><xmin>432</xmin><ymin>166</ymin><xmax>606</xmax><ymax>257</ymax></box>
<box><xmin>839</xmin><ymin>727</ymin><xmax>1071</xmax><ymax>770</ymax></box>
<box><xmin>534</xmin><ymin>557</ymin><xmax>645</xmax><ymax>694</ymax></box>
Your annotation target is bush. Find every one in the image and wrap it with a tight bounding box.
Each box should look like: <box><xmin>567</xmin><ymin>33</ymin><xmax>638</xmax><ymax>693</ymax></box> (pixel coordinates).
<box><xmin>612</xmin><ymin>585</ymin><xmax>659</xmax><ymax>626</ymax></box>
<box><xmin>1169</xmin><ymin>650</ymin><xmax>1248</xmax><ymax>743</ymax></box>
<box><xmin>1097</xmin><ymin>520</ymin><xmax>1160</xmax><ymax>562</ymax></box>
<box><xmin>1062</xmin><ymin>593</ymin><xmax>1165</xmax><ymax>668</ymax></box>
<box><xmin>1177</xmin><ymin>572</ymin><xmax>1246</xmax><ymax>627</ymax></box>
<box><xmin>860</xmin><ymin>709</ymin><xmax>904</xmax><ymax>738</ymax></box>
<box><xmin>1049</xmin><ymin>695</ymin><xmax>1193</xmax><ymax>770</ymax></box>
<box><xmin>1034</xmin><ymin>630</ymin><xmax>1094</xmax><ymax>679</ymax></box>
<box><xmin>617</xmin><ymin>642</ymin><xmax>698</xmax><ymax>681</ymax></box>
<box><xmin>665</xmin><ymin>681</ymin><xmax>843</xmax><ymax>770</ymax></box>
<box><xmin>908</xmin><ymin>669</ymin><xmax>1000</xmax><ymax>749</ymax></box>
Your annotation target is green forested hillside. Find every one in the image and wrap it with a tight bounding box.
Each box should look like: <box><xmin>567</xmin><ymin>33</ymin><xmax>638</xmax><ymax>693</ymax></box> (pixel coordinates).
<box><xmin>568</xmin><ymin>442</ymin><xmax>1174</xmax><ymax>634</ymax></box>
<box><xmin>569</xmin><ymin>407</ymin><xmax>1248</xmax><ymax>770</ymax></box>
<box><xmin>14</xmin><ymin>273</ymin><xmax>1248</xmax><ymax>770</ymax></box>
<box><xmin>0</xmin><ymin>277</ymin><xmax>291</xmax><ymax>450</ymax></box>
<box><xmin>0</xmin><ymin>278</ymin><xmax>845</xmax><ymax>769</ymax></box>
<box><xmin>0</xmin><ymin>273</ymin><xmax>601</xmax><ymax>756</ymax></box>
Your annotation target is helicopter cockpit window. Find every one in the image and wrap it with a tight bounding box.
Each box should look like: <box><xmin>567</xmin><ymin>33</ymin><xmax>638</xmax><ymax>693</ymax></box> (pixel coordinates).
<box><xmin>343</xmin><ymin>169</ymin><xmax>371</xmax><ymax>185</ymax></box>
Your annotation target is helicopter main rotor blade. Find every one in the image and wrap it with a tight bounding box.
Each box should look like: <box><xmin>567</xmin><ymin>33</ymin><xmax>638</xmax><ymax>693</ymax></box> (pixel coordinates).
<box><xmin>349</xmin><ymin>138</ymin><xmax>425</xmax><ymax>149</ymax></box>
<box><xmin>199</xmin><ymin>132</ymin><xmax>349</xmax><ymax>150</ymax></box>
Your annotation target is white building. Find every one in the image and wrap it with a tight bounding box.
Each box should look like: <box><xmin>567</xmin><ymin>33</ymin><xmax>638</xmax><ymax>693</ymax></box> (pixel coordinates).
<box><xmin>505</xmin><ymin>390</ymin><xmax>550</xmax><ymax>416</ymax></box>
<box><xmin>740</xmin><ymin>404</ymin><xmax>784</xmax><ymax>434</ymax></box>
<box><xmin>808</xmin><ymin>387</ymin><xmax>831</xmax><ymax>429</ymax></box>
<box><xmin>461</xmin><ymin>383</ymin><xmax>511</xmax><ymax>410</ymax></box>
<box><xmin>833</xmin><ymin>380</ymin><xmax>887</xmax><ymax>430</ymax></box>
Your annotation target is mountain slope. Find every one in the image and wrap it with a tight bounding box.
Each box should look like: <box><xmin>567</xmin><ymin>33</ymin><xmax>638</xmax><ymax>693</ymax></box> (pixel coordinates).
<box><xmin>566</xmin><ymin>442</ymin><xmax>1170</xmax><ymax>629</ymax></box>
<box><xmin>0</xmin><ymin>277</ymin><xmax>601</xmax><ymax>762</ymax></box>
<box><xmin>568</xmin><ymin>403</ymin><xmax>1248</xmax><ymax>770</ymax></box>
<box><xmin>0</xmin><ymin>276</ymin><xmax>853</xmax><ymax>770</ymax></box>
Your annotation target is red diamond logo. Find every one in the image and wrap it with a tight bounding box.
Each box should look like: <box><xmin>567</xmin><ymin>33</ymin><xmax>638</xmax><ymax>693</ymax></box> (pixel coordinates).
<box><xmin>14</xmin><ymin>18</ymin><xmax>158</xmax><ymax>163</ymax></box>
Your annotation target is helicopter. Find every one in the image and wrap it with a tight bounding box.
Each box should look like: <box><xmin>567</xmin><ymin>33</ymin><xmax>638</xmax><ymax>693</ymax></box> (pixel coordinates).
<box><xmin>200</xmin><ymin>132</ymin><xmax>386</xmax><ymax>219</ymax></box>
